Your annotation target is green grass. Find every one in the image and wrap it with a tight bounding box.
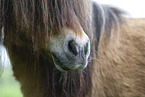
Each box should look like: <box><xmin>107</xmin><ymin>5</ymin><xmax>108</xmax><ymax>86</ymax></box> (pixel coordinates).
<box><xmin>0</xmin><ymin>66</ymin><xmax>23</xmax><ymax>97</ymax></box>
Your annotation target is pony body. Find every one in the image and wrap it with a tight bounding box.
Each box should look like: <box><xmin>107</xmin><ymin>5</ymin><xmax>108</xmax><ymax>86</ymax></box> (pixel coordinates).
<box><xmin>0</xmin><ymin>0</ymin><xmax>145</xmax><ymax>97</ymax></box>
<box><xmin>92</xmin><ymin>18</ymin><xmax>145</xmax><ymax>97</ymax></box>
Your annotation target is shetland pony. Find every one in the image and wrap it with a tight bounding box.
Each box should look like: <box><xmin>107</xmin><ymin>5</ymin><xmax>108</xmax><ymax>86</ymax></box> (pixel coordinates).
<box><xmin>0</xmin><ymin>0</ymin><xmax>145</xmax><ymax>97</ymax></box>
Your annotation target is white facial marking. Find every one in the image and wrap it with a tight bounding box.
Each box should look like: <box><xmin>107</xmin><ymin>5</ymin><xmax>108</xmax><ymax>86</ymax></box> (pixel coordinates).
<box><xmin>49</xmin><ymin>27</ymin><xmax>90</xmax><ymax>71</ymax></box>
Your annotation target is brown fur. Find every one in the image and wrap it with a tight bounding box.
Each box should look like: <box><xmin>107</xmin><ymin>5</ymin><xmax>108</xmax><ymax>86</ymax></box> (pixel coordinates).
<box><xmin>1</xmin><ymin>0</ymin><xmax>93</xmax><ymax>97</ymax></box>
<box><xmin>0</xmin><ymin>0</ymin><xmax>145</xmax><ymax>97</ymax></box>
<box><xmin>92</xmin><ymin>18</ymin><xmax>145</xmax><ymax>97</ymax></box>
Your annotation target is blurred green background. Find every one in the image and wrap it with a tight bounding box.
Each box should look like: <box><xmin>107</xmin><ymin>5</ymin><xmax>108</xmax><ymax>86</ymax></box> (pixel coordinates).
<box><xmin>0</xmin><ymin>66</ymin><xmax>23</xmax><ymax>97</ymax></box>
<box><xmin>0</xmin><ymin>46</ymin><xmax>23</xmax><ymax>97</ymax></box>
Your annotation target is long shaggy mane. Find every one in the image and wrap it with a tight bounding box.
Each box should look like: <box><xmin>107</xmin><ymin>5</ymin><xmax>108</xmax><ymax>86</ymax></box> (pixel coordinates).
<box><xmin>0</xmin><ymin>0</ymin><xmax>125</xmax><ymax>97</ymax></box>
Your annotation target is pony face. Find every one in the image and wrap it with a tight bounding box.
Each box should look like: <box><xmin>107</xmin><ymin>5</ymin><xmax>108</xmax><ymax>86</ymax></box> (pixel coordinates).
<box><xmin>2</xmin><ymin>0</ymin><xmax>92</xmax><ymax>72</ymax></box>
<box><xmin>49</xmin><ymin>27</ymin><xmax>90</xmax><ymax>71</ymax></box>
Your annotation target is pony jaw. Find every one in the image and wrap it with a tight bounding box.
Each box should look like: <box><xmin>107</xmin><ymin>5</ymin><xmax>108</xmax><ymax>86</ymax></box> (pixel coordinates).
<box><xmin>51</xmin><ymin>53</ymin><xmax>88</xmax><ymax>72</ymax></box>
<box><xmin>49</xmin><ymin>28</ymin><xmax>90</xmax><ymax>71</ymax></box>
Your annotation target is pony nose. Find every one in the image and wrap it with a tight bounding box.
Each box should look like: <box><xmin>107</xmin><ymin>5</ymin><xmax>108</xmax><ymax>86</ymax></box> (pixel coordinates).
<box><xmin>68</xmin><ymin>40</ymin><xmax>79</xmax><ymax>56</ymax></box>
<box><xmin>50</xmin><ymin>28</ymin><xmax>90</xmax><ymax>71</ymax></box>
<box><xmin>67</xmin><ymin>40</ymin><xmax>90</xmax><ymax>57</ymax></box>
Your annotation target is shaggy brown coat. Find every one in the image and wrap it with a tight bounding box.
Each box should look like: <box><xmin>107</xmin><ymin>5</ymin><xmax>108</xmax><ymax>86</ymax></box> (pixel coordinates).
<box><xmin>0</xmin><ymin>0</ymin><xmax>145</xmax><ymax>97</ymax></box>
<box><xmin>92</xmin><ymin>18</ymin><xmax>145</xmax><ymax>97</ymax></box>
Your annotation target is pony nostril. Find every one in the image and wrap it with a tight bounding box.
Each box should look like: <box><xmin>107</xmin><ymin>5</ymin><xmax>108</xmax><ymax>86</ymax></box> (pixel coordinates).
<box><xmin>84</xmin><ymin>42</ymin><xmax>89</xmax><ymax>55</ymax></box>
<box><xmin>68</xmin><ymin>40</ymin><xmax>79</xmax><ymax>56</ymax></box>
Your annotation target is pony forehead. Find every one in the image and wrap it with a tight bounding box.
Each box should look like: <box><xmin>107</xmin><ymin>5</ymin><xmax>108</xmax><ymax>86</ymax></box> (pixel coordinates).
<box><xmin>11</xmin><ymin>0</ymin><xmax>91</xmax><ymax>34</ymax></box>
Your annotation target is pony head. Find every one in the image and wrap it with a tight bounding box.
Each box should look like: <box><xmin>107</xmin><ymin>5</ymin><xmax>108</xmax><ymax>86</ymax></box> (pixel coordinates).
<box><xmin>1</xmin><ymin>0</ymin><xmax>92</xmax><ymax>72</ymax></box>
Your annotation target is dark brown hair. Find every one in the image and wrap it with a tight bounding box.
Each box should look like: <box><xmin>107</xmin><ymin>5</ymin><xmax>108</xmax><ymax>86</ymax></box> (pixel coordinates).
<box><xmin>1</xmin><ymin>0</ymin><xmax>93</xmax><ymax>97</ymax></box>
<box><xmin>3</xmin><ymin>0</ymin><xmax>90</xmax><ymax>38</ymax></box>
<box><xmin>0</xmin><ymin>0</ymin><xmax>124</xmax><ymax>97</ymax></box>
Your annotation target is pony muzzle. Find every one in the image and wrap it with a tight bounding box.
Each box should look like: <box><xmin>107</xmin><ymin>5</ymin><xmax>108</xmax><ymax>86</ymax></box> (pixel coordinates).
<box><xmin>50</xmin><ymin>28</ymin><xmax>90</xmax><ymax>71</ymax></box>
